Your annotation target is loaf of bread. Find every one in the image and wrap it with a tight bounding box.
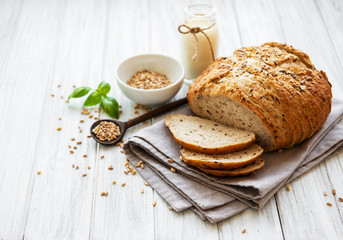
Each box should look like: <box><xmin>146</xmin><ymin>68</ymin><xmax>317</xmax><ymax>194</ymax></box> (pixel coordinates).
<box><xmin>165</xmin><ymin>114</ymin><xmax>256</xmax><ymax>154</ymax></box>
<box><xmin>188</xmin><ymin>42</ymin><xmax>332</xmax><ymax>151</ymax></box>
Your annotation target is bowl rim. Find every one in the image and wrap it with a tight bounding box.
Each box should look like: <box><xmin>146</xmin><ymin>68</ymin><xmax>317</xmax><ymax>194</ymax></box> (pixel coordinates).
<box><xmin>115</xmin><ymin>53</ymin><xmax>185</xmax><ymax>93</ymax></box>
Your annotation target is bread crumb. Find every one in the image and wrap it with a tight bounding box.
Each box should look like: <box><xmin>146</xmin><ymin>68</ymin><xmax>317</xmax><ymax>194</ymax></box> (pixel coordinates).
<box><xmin>37</xmin><ymin>171</ymin><xmax>41</xmax><ymax>175</ymax></box>
<box><xmin>286</xmin><ymin>185</ymin><xmax>290</xmax><ymax>192</ymax></box>
<box><xmin>88</xmin><ymin>166</ymin><xmax>91</xmax><ymax>170</ymax></box>
<box><xmin>144</xmin><ymin>181</ymin><xmax>149</xmax><ymax>186</ymax></box>
<box><xmin>153</xmin><ymin>201</ymin><xmax>156</xmax><ymax>207</ymax></box>
<box><xmin>324</xmin><ymin>192</ymin><xmax>328</xmax><ymax>196</ymax></box>
<box><xmin>121</xmin><ymin>183</ymin><xmax>126</xmax><ymax>187</ymax></box>
<box><xmin>242</xmin><ymin>229</ymin><xmax>246</xmax><ymax>234</ymax></box>
<box><xmin>327</xmin><ymin>202</ymin><xmax>333</xmax><ymax>207</ymax></box>
<box><xmin>57</xmin><ymin>127</ymin><xmax>62</xmax><ymax>131</ymax></box>
<box><xmin>332</xmin><ymin>189</ymin><xmax>336</xmax><ymax>195</ymax></box>
<box><xmin>83</xmin><ymin>154</ymin><xmax>87</xmax><ymax>158</ymax></box>
<box><xmin>100</xmin><ymin>155</ymin><xmax>104</xmax><ymax>159</ymax></box>
<box><xmin>170</xmin><ymin>168</ymin><xmax>176</xmax><ymax>173</ymax></box>
<box><xmin>108</xmin><ymin>165</ymin><xmax>113</xmax><ymax>170</ymax></box>
<box><xmin>168</xmin><ymin>159</ymin><xmax>173</xmax><ymax>163</ymax></box>
<box><xmin>141</xmin><ymin>188</ymin><xmax>144</xmax><ymax>194</ymax></box>
<box><xmin>339</xmin><ymin>197</ymin><xmax>343</xmax><ymax>202</ymax></box>
<box><xmin>82</xmin><ymin>174</ymin><xmax>87</xmax><ymax>177</ymax></box>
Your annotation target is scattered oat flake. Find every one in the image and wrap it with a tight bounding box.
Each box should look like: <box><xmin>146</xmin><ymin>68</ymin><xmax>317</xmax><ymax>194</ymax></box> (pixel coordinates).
<box><xmin>168</xmin><ymin>159</ymin><xmax>173</xmax><ymax>163</ymax></box>
<box><xmin>60</xmin><ymin>96</ymin><xmax>63</xmax><ymax>99</ymax></box>
<box><xmin>83</xmin><ymin>154</ymin><xmax>87</xmax><ymax>158</ymax></box>
<box><xmin>339</xmin><ymin>198</ymin><xmax>343</xmax><ymax>202</ymax></box>
<box><xmin>71</xmin><ymin>138</ymin><xmax>75</xmax><ymax>141</ymax></box>
<box><xmin>79</xmin><ymin>129</ymin><xmax>82</xmax><ymax>133</ymax></box>
<box><xmin>51</xmin><ymin>94</ymin><xmax>55</xmax><ymax>97</ymax></box>
<box><xmin>108</xmin><ymin>165</ymin><xmax>113</xmax><ymax>170</ymax></box>
<box><xmin>169</xmin><ymin>206</ymin><xmax>173</xmax><ymax>210</ymax></box>
<box><xmin>82</xmin><ymin>174</ymin><xmax>87</xmax><ymax>177</ymax></box>
<box><xmin>104</xmin><ymin>192</ymin><xmax>108</xmax><ymax>196</ymax></box>
<box><xmin>37</xmin><ymin>171</ymin><xmax>41</xmax><ymax>175</ymax></box>
<box><xmin>100</xmin><ymin>155</ymin><xmax>104</xmax><ymax>159</ymax></box>
<box><xmin>87</xmin><ymin>135</ymin><xmax>91</xmax><ymax>138</ymax></box>
<box><xmin>171</xmin><ymin>168</ymin><xmax>176</xmax><ymax>173</ymax></box>
<box><xmin>58</xmin><ymin>84</ymin><xmax>61</xmax><ymax>87</ymax></box>
<box><xmin>153</xmin><ymin>201</ymin><xmax>156</xmax><ymax>207</ymax></box>
<box><xmin>76</xmin><ymin>166</ymin><xmax>79</xmax><ymax>169</ymax></box>
<box><xmin>88</xmin><ymin>166</ymin><xmax>91</xmax><ymax>170</ymax></box>
<box><xmin>144</xmin><ymin>182</ymin><xmax>149</xmax><ymax>186</ymax></box>
<box><xmin>179</xmin><ymin>156</ymin><xmax>182</xmax><ymax>160</ymax></box>
<box><xmin>94</xmin><ymin>117</ymin><xmax>98</xmax><ymax>120</ymax></box>
<box><xmin>68</xmin><ymin>145</ymin><xmax>71</xmax><ymax>148</ymax></box>
<box><xmin>72</xmin><ymin>164</ymin><xmax>75</xmax><ymax>168</ymax></box>
<box><xmin>286</xmin><ymin>185</ymin><xmax>290</xmax><ymax>192</ymax></box>
<box><xmin>73</xmin><ymin>85</ymin><xmax>76</xmax><ymax>88</ymax></box>
<box><xmin>332</xmin><ymin>189</ymin><xmax>336</xmax><ymax>195</ymax></box>
<box><xmin>57</xmin><ymin>127</ymin><xmax>62</xmax><ymax>131</ymax></box>
<box><xmin>141</xmin><ymin>188</ymin><xmax>144</xmax><ymax>194</ymax></box>
<box><xmin>112</xmin><ymin>180</ymin><xmax>116</xmax><ymax>184</ymax></box>
<box><xmin>89</xmin><ymin>115</ymin><xmax>93</xmax><ymax>119</ymax></box>
<box><xmin>58</xmin><ymin>117</ymin><xmax>62</xmax><ymax>120</ymax></box>
<box><xmin>101</xmin><ymin>192</ymin><xmax>105</xmax><ymax>196</ymax></box>
<box><xmin>134</xmin><ymin>110</ymin><xmax>139</xmax><ymax>114</ymax></box>
<box><xmin>327</xmin><ymin>202</ymin><xmax>333</xmax><ymax>207</ymax></box>
<box><xmin>77</xmin><ymin>141</ymin><xmax>82</xmax><ymax>145</ymax></box>
<box><xmin>132</xmin><ymin>171</ymin><xmax>137</xmax><ymax>175</ymax></box>
<box><xmin>120</xmin><ymin>150</ymin><xmax>124</xmax><ymax>153</ymax></box>
<box><xmin>73</xmin><ymin>146</ymin><xmax>77</xmax><ymax>149</ymax></box>
<box><xmin>70</xmin><ymin>150</ymin><xmax>74</xmax><ymax>154</ymax></box>
<box><xmin>119</xmin><ymin>143</ymin><xmax>123</xmax><ymax>148</ymax></box>
<box><xmin>119</xmin><ymin>104</ymin><xmax>122</xmax><ymax>108</ymax></box>
<box><xmin>324</xmin><ymin>192</ymin><xmax>328</xmax><ymax>196</ymax></box>
<box><xmin>242</xmin><ymin>229</ymin><xmax>246</xmax><ymax>234</ymax></box>
<box><xmin>81</xmin><ymin>109</ymin><xmax>90</xmax><ymax>115</ymax></box>
<box><xmin>80</xmin><ymin>120</ymin><xmax>84</xmax><ymax>123</ymax></box>
<box><xmin>66</xmin><ymin>100</ymin><xmax>69</xmax><ymax>103</ymax></box>
<box><xmin>124</xmin><ymin>171</ymin><xmax>128</xmax><ymax>175</ymax></box>
<box><xmin>121</xmin><ymin>183</ymin><xmax>126</xmax><ymax>187</ymax></box>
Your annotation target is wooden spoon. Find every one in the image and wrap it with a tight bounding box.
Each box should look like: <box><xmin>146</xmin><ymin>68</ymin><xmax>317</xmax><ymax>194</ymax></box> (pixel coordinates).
<box><xmin>90</xmin><ymin>97</ymin><xmax>188</xmax><ymax>145</ymax></box>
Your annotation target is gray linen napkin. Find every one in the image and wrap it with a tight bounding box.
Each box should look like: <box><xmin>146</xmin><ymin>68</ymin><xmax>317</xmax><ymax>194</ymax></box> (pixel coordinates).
<box><xmin>123</xmin><ymin>98</ymin><xmax>343</xmax><ymax>223</ymax></box>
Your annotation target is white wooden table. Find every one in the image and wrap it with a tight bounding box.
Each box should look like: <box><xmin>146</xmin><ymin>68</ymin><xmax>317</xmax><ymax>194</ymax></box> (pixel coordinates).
<box><xmin>1</xmin><ymin>0</ymin><xmax>343</xmax><ymax>239</ymax></box>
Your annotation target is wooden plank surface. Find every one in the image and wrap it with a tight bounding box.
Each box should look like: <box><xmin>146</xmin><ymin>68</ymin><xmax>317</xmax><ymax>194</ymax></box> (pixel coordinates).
<box><xmin>0</xmin><ymin>0</ymin><xmax>342</xmax><ymax>239</ymax></box>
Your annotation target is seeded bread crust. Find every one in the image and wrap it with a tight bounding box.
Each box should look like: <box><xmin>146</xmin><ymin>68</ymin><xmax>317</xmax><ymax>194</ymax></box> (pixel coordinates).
<box><xmin>188</xmin><ymin>42</ymin><xmax>332</xmax><ymax>151</ymax></box>
<box><xmin>165</xmin><ymin>114</ymin><xmax>256</xmax><ymax>154</ymax></box>
<box><xmin>197</xmin><ymin>158</ymin><xmax>264</xmax><ymax>177</ymax></box>
<box><xmin>180</xmin><ymin>144</ymin><xmax>263</xmax><ymax>170</ymax></box>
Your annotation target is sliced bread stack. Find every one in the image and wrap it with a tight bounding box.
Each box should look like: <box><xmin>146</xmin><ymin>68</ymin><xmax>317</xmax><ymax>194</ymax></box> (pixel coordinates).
<box><xmin>165</xmin><ymin>114</ymin><xmax>264</xmax><ymax>177</ymax></box>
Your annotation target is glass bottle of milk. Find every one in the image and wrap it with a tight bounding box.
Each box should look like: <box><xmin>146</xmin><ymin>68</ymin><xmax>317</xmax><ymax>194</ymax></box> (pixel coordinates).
<box><xmin>180</xmin><ymin>4</ymin><xmax>218</xmax><ymax>82</ymax></box>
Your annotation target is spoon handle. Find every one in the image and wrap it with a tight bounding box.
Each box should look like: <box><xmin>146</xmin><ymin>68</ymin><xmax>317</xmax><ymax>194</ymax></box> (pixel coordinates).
<box><xmin>126</xmin><ymin>97</ymin><xmax>188</xmax><ymax>128</ymax></box>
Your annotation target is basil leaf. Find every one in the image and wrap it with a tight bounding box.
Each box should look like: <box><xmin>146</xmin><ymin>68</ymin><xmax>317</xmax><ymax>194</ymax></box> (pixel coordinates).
<box><xmin>68</xmin><ymin>87</ymin><xmax>91</xmax><ymax>100</ymax></box>
<box><xmin>100</xmin><ymin>96</ymin><xmax>119</xmax><ymax>119</ymax></box>
<box><xmin>97</xmin><ymin>81</ymin><xmax>111</xmax><ymax>95</ymax></box>
<box><xmin>84</xmin><ymin>91</ymin><xmax>102</xmax><ymax>106</ymax></box>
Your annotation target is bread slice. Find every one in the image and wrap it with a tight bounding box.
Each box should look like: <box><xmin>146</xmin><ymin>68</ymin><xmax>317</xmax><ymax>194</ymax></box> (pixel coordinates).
<box><xmin>165</xmin><ymin>114</ymin><xmax>256</xmax><ymax>154</ymax></box>
<box><xmin>180</xmin><ymin>144</ymin><xmax>263</xmax><ymax>170</ymax></box>
<box><xmin>197</xmin><ymin>158</ymin><xmax>264</xmax><ymax>177</ymax></box>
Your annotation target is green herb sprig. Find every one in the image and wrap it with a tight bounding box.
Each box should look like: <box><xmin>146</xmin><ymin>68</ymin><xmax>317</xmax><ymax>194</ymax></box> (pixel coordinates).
<box><xmin>68</xmin><ymin>81</ymin><xmax>119</xmax><ymax>119</ymax></box>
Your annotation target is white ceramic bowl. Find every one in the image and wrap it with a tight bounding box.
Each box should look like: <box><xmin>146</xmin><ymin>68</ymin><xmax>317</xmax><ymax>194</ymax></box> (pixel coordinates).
<box><xmin>116</xmin><ymin>54</ymin><xmax>184</xmax><ymax>106</ymax></box>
